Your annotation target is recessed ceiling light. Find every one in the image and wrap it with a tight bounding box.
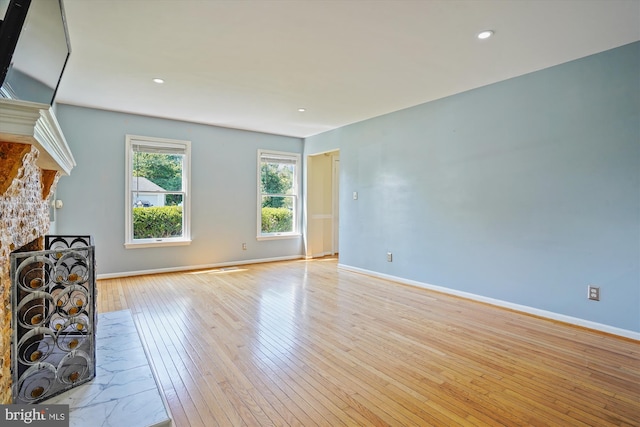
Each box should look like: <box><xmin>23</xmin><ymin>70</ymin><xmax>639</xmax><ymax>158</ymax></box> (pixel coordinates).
<box><xmin>477</xmin><ymin>30</ymin><xmax>494</xmax><ymax>40</ymax></box>
<box><xmin>153</xmin><ymin>78</ymin><xmax>165</xmax><ymax>84</ymax></box>
<box><xmin>298</xmin><ymin>108</ymin><xmax>306</xmax><ymax>112</ymax></box>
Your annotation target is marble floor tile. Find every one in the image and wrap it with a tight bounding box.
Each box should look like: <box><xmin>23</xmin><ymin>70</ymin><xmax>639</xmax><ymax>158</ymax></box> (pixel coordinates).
<box><xmin>44</xmin><ymin>310</ymin><xmax>171</xmax><ymax>427</ymax></box>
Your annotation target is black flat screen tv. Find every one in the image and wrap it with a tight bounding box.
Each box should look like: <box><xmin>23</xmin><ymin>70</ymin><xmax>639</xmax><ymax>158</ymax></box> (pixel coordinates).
<box><xmin>0</xmin><ymin>0</ymin><xmax>71</xmax><ymax>105</ymax></box>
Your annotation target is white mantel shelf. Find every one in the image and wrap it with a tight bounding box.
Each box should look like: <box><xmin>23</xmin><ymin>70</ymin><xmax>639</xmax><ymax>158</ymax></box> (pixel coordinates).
<box><xmin>0</xmin><ymin>98</ymin><xmax>76</xmax><ymax>175</ymax></box>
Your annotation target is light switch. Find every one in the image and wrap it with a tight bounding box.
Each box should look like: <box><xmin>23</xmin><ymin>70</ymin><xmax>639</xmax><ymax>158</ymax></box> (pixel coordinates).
<box><xmin>353</xmin><ymin>191</ymin><xmax>358</xmax><ymax>200</ymax></box>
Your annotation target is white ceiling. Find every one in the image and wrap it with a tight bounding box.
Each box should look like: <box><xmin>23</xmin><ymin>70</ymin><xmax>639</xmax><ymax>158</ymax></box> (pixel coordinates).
<box><xmin>56</xmin><ymin>0</ymin><xmax>640</xmax><ymax>138</ymax></box>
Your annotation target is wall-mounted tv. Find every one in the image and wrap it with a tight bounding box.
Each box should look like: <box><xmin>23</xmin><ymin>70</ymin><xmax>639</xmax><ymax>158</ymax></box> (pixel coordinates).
<box><xmin>0</xmin><ymin>0</ymin><xmax>71</xmax><ymax>105</ymax></box>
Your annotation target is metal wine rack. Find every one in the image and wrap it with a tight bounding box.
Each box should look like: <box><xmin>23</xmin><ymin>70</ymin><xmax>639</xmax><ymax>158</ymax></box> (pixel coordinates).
<box><xmin>10</xmin><ymin>235</ymin><xmax>96</xmax><ymax>404</ymax></box>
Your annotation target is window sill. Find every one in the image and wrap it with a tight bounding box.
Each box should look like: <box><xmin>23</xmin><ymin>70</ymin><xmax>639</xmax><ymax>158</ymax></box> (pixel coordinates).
<box><xmin>256</xmin><ymin>233</ymin><xmax>301</xmax><ymax>241</ymax></box>
<box><xmin>124</xmin><ymin>239</ymin><xmax>192</xmax><ymax>249</ymax></box>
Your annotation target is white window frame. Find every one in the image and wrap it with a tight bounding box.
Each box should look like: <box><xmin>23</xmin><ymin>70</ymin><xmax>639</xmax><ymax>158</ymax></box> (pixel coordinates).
<box><xmin>257</xmin><ymin>149</ymin><xmax>301</xmax><ymax>240</ymax></box>
<box><xmin>125</xmin><ymin>134</ymin><xmax>192</xmax><ymax>249</ymax></box>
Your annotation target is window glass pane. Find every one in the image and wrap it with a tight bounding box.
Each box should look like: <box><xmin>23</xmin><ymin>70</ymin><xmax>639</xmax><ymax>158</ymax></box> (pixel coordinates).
<box><xmin>260</xmin><ymin>161</ymin><xmax>294</xmax><ymax>195</ymax></box>
<box><xmin>133</xmin><ymin>151</ymin><xmax>184</xmax><ymax>192</ymax></box>
<box><xmin>133</xmin><ymin>194</ymin><xmax>184</xmax><ymax>239</ymax></box>
<box><xmin>261</xmin><ymin>196</ymin><xmax>294</xmax><ymax>233</ymax></box>
<box><xmin>132</xmin><ymin>192</ymin><xmax>183</xmax><ymax>208</ymax></box>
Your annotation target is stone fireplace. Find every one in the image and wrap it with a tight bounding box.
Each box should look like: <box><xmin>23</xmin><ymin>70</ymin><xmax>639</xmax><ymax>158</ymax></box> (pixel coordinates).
<box><xmin>0</xmin><ymin>98</ymin><xmax>75</xmax><ymax>404</ymax></box>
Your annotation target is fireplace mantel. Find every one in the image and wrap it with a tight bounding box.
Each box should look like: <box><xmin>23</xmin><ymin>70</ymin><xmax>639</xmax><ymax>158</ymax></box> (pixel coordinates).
<box><xmin>0</xmin><ymin>98</ymin><xmax>75</xmax><ymax>175</ymax></box>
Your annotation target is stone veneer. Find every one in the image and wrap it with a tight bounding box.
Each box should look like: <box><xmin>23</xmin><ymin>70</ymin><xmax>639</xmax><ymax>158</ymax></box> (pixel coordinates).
<box><xmin>0</xmin><ymin>140</ymin><xmax>60</xmax><ymax>404</ymax></box>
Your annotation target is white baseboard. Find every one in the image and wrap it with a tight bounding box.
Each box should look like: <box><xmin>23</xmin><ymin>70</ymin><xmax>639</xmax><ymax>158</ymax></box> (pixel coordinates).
<box><xmin>338</xmin><ymin>263</ymin><xmax>640</xmax><ymax>341</ymax></box>
<box><xmin>97</xmin><ymin>255</ymin><xmax>304</xmax><ymax>280</ymax></box>
<box><xmin>305</xmin><ymin>251</ymin><xmax>333</xmax><ymax>259</ymax></box>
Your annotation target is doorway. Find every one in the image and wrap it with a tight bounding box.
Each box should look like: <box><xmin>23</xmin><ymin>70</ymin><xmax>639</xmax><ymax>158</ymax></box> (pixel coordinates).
<box><xmin>306</xmin><ymin>150</ymin><xmax>340</xmax><ymax>258</ymax></box>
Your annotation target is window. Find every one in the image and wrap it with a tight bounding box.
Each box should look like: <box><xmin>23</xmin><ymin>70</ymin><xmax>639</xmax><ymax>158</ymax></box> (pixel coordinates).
<box><xmin>125</xmin><ymin>135</ymin><xmax>191</xmax><ymax>248</ymax></box>
<box><xmin>257</xmin><ymin>150</ymin><xmax>301</xmax><ymax>239</ymax></box>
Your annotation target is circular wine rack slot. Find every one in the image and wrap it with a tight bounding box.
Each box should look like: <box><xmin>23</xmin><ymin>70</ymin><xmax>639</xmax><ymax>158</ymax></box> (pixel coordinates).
<box><xmin>16</xmin><ymin>362</ymin><xmax>57</xmax><ymax>402</ymax></box>
<box><xmin>57</xmin><ymin>350</ymin><xmax>91</xmax><ymax>385</ymax></box>
<box><xmin>16</xmin><ymin>292</ymin><xmax>55</xmax><ymax>329</ymax></box>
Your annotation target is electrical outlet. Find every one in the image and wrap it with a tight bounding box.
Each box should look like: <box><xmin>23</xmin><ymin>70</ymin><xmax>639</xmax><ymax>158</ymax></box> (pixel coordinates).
<box><xmin>387</xmin><ymin>252</ymin><xmax>393</xmax><ymax>262</ymax></box>
<box><xmin>242</xmin><ymin>243</ymin><xmax>247</xmax><ymax>250</ymax></box>
<box><xmin>588</xmin><ymin>285</ymin><xmax>600</xmax><ymax>301</ymax></box>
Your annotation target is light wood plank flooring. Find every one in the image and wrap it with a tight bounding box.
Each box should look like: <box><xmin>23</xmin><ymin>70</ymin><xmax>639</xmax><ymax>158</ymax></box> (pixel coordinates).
<box><xmin>96</xmin><ymin>258</ymin><xmax>640</xmax><ymax>426</ymax></box>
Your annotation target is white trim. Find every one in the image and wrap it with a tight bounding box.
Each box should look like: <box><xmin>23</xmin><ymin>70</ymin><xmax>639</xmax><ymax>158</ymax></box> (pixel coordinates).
<box><xmin>0</xmin><ymin>98</ymin><xmax>76</xmax><ymax>175</ymax></box>
<box><xmin>256</xmin><ymin>233</ymin><xmax>302</xmax><ymax>241</ymax></box>
<box><xmin>307</xmin><ymin>251</ymin><xmax>333</xmax><ymax>259</ymax></box>
<box><xmin>97</xmin><ymin>255</ymin><xmax>304</xmax><ymax>279</ymax></box>
<box><xmin>331</xmin><ymin>155</ymin><xmax>340</xmax><ymax>256</ymax></box>
<box><xmin>338</xmin><ymin>263</ymin><xmax>640</xmax><ymax>341</ymax></box>
<box><xmin>124</xmin><ymin>239</ymin><xmax>191</xmax><ymax>249</ymax></box>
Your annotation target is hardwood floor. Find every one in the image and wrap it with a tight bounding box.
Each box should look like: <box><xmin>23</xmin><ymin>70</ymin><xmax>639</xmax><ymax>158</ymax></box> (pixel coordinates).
<box><xmin>96</xmin><ymin>258</ymin><xmax>640</xmax><ymax>426</ymax></box>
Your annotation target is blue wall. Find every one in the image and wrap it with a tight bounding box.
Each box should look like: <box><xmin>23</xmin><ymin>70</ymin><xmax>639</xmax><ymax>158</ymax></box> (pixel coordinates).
<box><xmin>305</xmin><ymin>42</ymin><xmax>640</xmax><ymax>332</ymax></box>
<box><xmin>55</xmin><ymin>106</ymin><xmax>304</xmax><ymax>275</ymax></box>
